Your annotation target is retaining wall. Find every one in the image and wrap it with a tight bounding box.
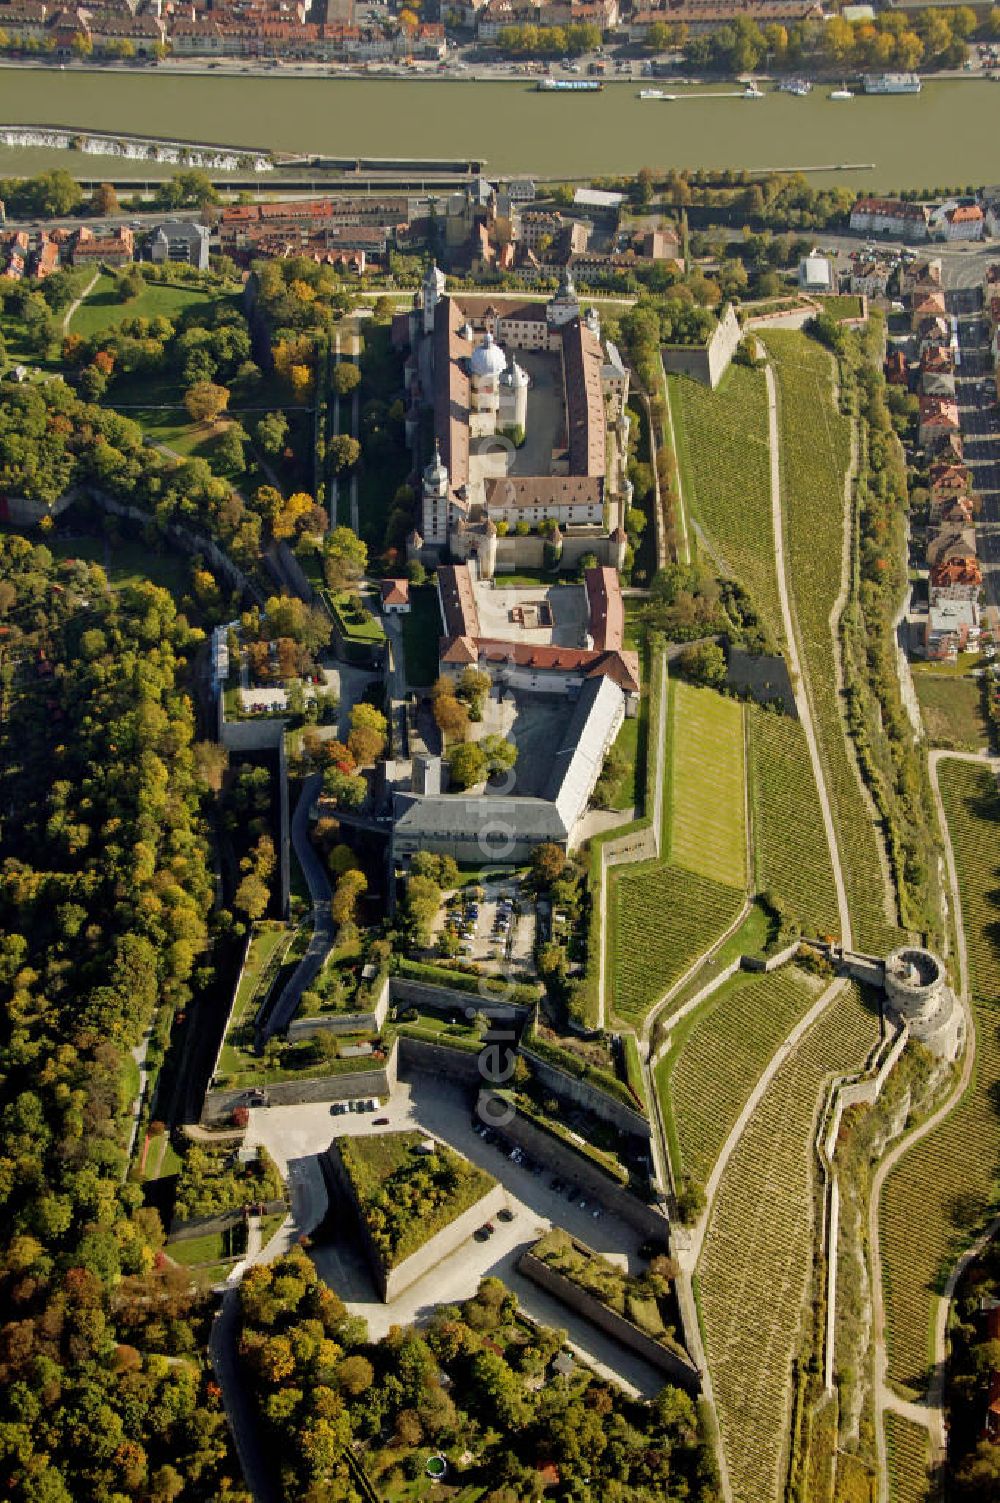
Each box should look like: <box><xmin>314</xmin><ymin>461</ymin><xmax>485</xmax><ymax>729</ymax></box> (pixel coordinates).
<box><xmin>168</xmin><ymin>1197</ymin><xmax>287</xmax><ymax>1242</ymax></box>
<box><xmin>397</xmin><ymin>1033</ymin><xmax>487</xmax><ymax>1089</ymax></box>
<box><xmin>287</xmin><ymin>976</ymin><xmax>391</xmax><ymax>1040</ymax></box>
<box><xmin>741</xmin><ymin>939</ymin><xmax>803</xmax><ymax>975</ymax></box>
<box><xmin>390</xmin><ymin>976</ymin><xmax>533</xmax><ymax>1028</ymax></box>
<box><xmin>520</xmin><ymin>1046</ymin><xmax>651</xmax><ymax>1140</ymax></box>
<box><xmin>324</xmin><ymin>1136</ymin><xmax>507</xmax><ymax>1301</ymax></box>
<box><xmin>201</xmin><ymin>1050</ymin><xmax>397</xmax><ymax>1124</ymax></box>
<box><xmin>519</xmin><ymin>1250</ymin><xmax>700</xmax><ymax>1392</ymax></box>
<box><xmin>479</xmin><ymin>1092</ymin><xmax>669</xmax><ymax>1241</ymax></box>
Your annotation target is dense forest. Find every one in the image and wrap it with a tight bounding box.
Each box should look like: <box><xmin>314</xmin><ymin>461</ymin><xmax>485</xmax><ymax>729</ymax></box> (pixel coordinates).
<box><xmin>238</xmin><ymin>1247</ymin><xmax>720</xmax><ymax>1503</ymax></box>
<box><xmin>0</xmin><ymin>534</ymin><xmax>248</xmax><ymax>1501</ymax></box>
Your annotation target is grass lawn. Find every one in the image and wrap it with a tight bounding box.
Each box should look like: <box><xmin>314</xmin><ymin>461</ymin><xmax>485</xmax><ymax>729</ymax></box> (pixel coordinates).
<box><xmin>44</xmin><ymin>535</ymin><xmax>191</xmax><ymax>600</ymax></box>
<box><xmin>326</xmin><ymin>588</ymin><xmax>386</xmax><ymax>645</ymax></box>
<box><xmin>167</xmin><ymin>1230</ymin><xmax>234</xmax><ymax>1268</ymax></box>
<box><xmin>912</xmin><ymin>669</ymin><xmax>988</xmax><ymax>752</ymax></box>
<box><xmin>602</xmin><ymin>712</ymin><xmax>640</xmax><ymax>811</ymax></box>
<box><xmin>399</xmin><ymin>585</ymin><xmax>441</xmax><ymax>688</ymax></box>
<box><xmin>69</xmin><ymin>274</ymin><xmax>229</xmax><ymax>340</ymax></box>
<box><xmin>817</xmin><ymin>294</ymin><xmax>866</xmax><ymax>321</ymax></box>
<box><xmin>669</xmin><ymin>681</ymin><xmax>746</xmax><ymax>888</ymax></box>
<box><xmin>143</xmin><ymin>1132</ymin><xmax>182</xmax><ymax>1183</ymax></box>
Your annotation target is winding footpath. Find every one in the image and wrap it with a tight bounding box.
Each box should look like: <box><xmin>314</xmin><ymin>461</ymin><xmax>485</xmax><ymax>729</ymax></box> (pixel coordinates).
<box><xmin>61</xmin><ymin>269</ymin><xmax>99</xmax><ymax>336</ymax></box>
<box><xmin>868</xmin><ymin>749</ymin><xmax>998</xmax><ymax>1500</ymax></box>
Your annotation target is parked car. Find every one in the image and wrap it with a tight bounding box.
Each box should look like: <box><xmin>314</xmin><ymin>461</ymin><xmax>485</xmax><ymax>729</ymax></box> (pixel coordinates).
<box><xmin>373</xmin><ymin>1116</ymin><xmax>389</xmax><ymax>1125</ymax></box>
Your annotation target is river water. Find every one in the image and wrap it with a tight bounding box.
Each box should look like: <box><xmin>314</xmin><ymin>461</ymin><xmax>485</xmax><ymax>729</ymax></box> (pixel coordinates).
<box><xmin>0</xmin><ymin>66</ymin><xmax>997</xmax><ymax>188</ymax></box>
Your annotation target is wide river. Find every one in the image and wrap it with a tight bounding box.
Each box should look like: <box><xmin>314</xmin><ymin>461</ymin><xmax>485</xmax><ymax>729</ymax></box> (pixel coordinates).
<box><xmin>0</xmin><ymin>66</ymin><xmax>998</xmax><ymax>188</ymax></box>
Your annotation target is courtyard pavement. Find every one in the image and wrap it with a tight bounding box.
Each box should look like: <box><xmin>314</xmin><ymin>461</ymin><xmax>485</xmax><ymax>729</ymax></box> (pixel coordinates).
<box><xmin>245</xmin><ymin>1076</ymin><xmax>666</xmax><ymax>1397</ymax></box>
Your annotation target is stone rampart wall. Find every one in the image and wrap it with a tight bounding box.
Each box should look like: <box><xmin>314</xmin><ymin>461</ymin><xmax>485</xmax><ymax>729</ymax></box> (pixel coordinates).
<box><xmin>519</xmin><ymin>1251</ymin><xmax>700</xmax><ymax>1392</ymax></box>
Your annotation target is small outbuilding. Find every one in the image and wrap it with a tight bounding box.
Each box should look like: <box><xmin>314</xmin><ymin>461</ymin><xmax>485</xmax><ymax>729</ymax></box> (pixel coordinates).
<box><xmin>379</xmin><ymin>578</ymin><xmax>411</xmax><ymax>614</ymax></box>
<box><xmin>798</xmin><ymin>253</ymin><xmax>833</xmax><ymax>293</ymax></box>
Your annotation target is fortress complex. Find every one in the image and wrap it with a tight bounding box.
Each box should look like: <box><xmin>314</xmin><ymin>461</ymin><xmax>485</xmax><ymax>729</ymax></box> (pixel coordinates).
<box><xmin>394</xmin><ymin>264</ymin><xmax>632</xmax><ymax>577</ymax></box>
<box><xmin>389</xmin><ymin>562</ymin><xmax>640</xmax><ymax>867</ymax></box>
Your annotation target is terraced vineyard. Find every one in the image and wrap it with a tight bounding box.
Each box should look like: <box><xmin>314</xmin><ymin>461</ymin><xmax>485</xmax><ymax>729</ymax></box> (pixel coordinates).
<box><xmin>670</xmin><ymin>681</ymin><xmax>746</xmax><ymax>886</ymax></box>
<box><xmin>609</xmin><ymin>863</ymin><xmax>745</xmax><ymax>1025</ymax></box>
<box><xmin>698</xmin><ymin>982</ymin><xmax>882</xmax><ymax>1503</ymax></box>
<box><xmin>764</xmin><ymin>331</ymin><xmax>901</xmax><ymax>956</ymax></box>
<box><xmin>670</xmin><ymin>364</ymin><xmax>782</xmax><ymax>643</ymax></box>
<box><xmin>662</xmin><ymin>963</ymin><xmax>824</xmax><ymax>1186</ymax></box>
<box><xmin>879</xmin><ymin>760</ymin><xmax>1000</xmax><ymax>1392</ymax></box>
<box><xmin>748</xmin><ymin>706</ymin><xmax>840</xmax><ymax>936</ymax></box>
<box><xmin>885</xmin><ymin>1414</ymin><xmax>930</xmax><ymax>1503</ymax></box>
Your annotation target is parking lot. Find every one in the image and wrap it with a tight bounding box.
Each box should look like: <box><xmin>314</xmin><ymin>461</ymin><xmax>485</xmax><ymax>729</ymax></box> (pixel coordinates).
<box><xmin>432</xmin><ymin>874</ymin><xmax>535</xmax><ymax>975</ymax></box>
<box><xmin>245</xmin><ymin>1076</ymin><xmax>666</xmax><ymax>1396</ymax></box>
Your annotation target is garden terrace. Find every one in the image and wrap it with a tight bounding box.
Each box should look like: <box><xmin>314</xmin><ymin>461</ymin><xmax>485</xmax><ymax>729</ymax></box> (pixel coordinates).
<box><xmin>698</xmin><ymin>982</ymin><xmax>882</xmax><ymax>1503</ymax></box>
<box><xmin>528</xmin><ymin>1228</ymin><xmax>688</xmax><ymax>1358</ymax></box>
<box><xmin>524</xmin><ymin>1030</ymin><xmax>644</xmax><ymax>1115</ymax></box>
<box><xmin>658</xmin><ymin>963</ymin><xmax>825</xmax><ymax>1190</ymax></box>
<box><xmin>216</xmin><ymin>922</ymin><xmax>293</xmax><ymax>1076</ymax></box>
<box><xmin>878</xmin><ymin>760</ymin><xmax>1000</xmax><ymax>1394</ymax></box>
<box><xmin>216</xmin><ymin>1026</ymin><xmax>388</xmax><ymax>1091</ymax></box>
<box><xmin>298</xmin><ymin>952</ymin><xmax>386</xmax><ymax>1018</ymax></box>
<box><xmin>323</xmin><ymin>589</ymin><xmax>386</xmax><ymax>647</ymax></box>
<box><xmin>669</xmin><ymin>362</ymin><xmax>781</xmax><ymax>644</ymax></box>
<box><xmin>748</xmin><ymin>705</ymin><xmax>840</xmax><ymax>936</ymax></box>
<box><xmin>763</xmin><ymin>329</ymin><xmax>902</xmax><ymax>954</ymax></box>
<box><xmin>172</xmin><ymin>1144</ymin><xmax>284</xmax><ymax>1223</ymax></box>
<box><xmin>334</xmin><ymin>1130</ymin><xmax>496</xmax><ymax>1269</ymax></box>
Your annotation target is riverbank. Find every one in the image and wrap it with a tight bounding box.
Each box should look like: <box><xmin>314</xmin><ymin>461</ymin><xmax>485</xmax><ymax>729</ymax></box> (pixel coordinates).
<box><xmin>0</xmin><ymin>67</ymin><xmax>997</xmax><ymax>188</ymax></box>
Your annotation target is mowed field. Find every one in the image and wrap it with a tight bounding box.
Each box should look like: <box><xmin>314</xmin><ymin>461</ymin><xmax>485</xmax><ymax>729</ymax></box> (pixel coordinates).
<box><xmin>670</xmin><ymin>363</ymin><xmax>782</xmax><ymax>645</ymax></box>
<box><xmin>609</xmin><ymin>681</ymin><xmax>747</xmax><ymax>1024</ymax></box>
<box><xmin>912</xmin><ymin>669</ymin><xmax>988</xmax><ymax>754</ymax></box>
<box><xmin>748</xmin><ymin>706</ymin><xmax>841</xmax><ymax>937</ymax></box>
<box><xmin>698</xmin><ymin>981</ymin><xmax>882</xmax><ymax>1503</ymax></box>
<box><xmin>660</xmin><ymin>962</ymin><xmax>824</xmax><ymax>1187</ymax></box>
<box><xmin>879</xmin><ymin>758</ymin><xmax>1000</xmax><ymax>1393</ymax></box>
<box><xmin>669</xmin><ymin>680</ymin><xmax>747</xmax><ymax>886</ymax></box>
<box><xmin>68</xmin><ymin>274</ymin><xmax>226</xmax><ymax>339</ymax></box>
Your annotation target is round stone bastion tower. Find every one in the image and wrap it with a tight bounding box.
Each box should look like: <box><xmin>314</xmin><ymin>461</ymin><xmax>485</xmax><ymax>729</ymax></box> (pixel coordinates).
<box><xmin>884</xmin><ymin>946</ymin><xmax>963</xmax><ymax>1061</ymax></box>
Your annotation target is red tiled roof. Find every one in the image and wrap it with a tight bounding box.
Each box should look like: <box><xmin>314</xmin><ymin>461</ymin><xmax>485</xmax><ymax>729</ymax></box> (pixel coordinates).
<box><xmin>380</xmin><ymin>577</ymin><xmax>409</xmax><ymax>606</ymax></box>
<box><xmin>584</xmin><ymin>565</ymin><xmax>623</xmax><ymax>652</ymax></box>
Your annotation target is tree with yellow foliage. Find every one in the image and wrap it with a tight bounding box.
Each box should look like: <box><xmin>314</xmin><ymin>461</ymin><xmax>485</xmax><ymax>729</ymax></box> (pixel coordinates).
<box><xmin>289</xmin><ymin>364</ymin><xmax>313</xmax><ymax>399</ymax></box>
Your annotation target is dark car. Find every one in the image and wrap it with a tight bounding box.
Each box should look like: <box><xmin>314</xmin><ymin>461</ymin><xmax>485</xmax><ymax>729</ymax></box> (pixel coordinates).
<box><xmin>373</xmin><ymin>1116</ymin><xmax>389</xmax><ymax>1125</ymax></box>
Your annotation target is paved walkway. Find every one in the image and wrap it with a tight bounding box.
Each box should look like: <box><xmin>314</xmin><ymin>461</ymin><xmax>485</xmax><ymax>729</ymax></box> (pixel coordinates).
<box><xmin>764</xmin><ymin>359</ymin><xmax>853</xmax><ymax>948</ymax></box>
<box><xmin>262</xmin><ymin>773</ymin><xmax>333</xmax><ymax>1039</ymax></box>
